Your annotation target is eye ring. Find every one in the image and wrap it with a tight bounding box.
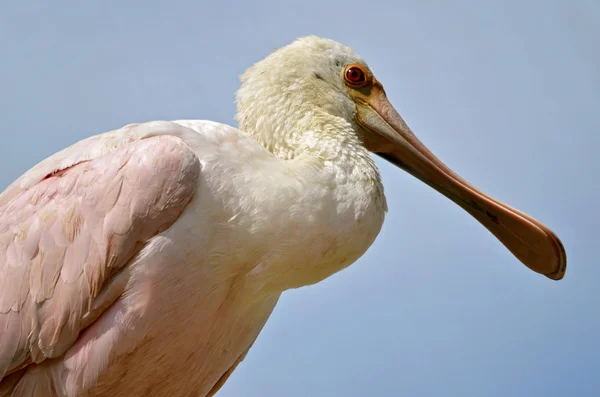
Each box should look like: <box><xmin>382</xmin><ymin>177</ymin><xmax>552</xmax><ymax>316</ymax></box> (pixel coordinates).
<box><xmin>344</xmin><ymin>64</ymin><xmax>369</xmax><ymax>86</ymax></box>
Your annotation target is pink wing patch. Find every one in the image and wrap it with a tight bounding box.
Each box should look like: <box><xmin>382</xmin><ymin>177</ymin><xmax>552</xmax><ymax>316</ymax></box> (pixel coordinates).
<box><xmin>0</xmin><ymin>135</ymin><xmax>200</xmax><ymax>378</ymax></box>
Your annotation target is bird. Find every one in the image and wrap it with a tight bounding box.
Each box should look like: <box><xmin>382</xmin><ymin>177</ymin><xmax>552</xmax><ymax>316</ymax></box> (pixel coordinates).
<box><xmin>0</xmin><ymin>35</ymin><xmax>566</xmax><ymax>396</ymax></box>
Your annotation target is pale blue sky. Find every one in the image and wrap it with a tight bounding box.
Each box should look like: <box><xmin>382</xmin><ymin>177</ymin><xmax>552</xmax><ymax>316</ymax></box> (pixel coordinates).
<box><xmin>1</xmin><ymin>1</ymin><xmax>598</xmax><ymax>396</ymax></box>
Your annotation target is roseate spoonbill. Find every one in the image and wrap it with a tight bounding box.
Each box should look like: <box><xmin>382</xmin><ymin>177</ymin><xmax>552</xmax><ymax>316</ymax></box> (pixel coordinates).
<box><xmin>0</xmin><ymin>36</ymin><xmax>566</xmax><ymax>396</ymax></box>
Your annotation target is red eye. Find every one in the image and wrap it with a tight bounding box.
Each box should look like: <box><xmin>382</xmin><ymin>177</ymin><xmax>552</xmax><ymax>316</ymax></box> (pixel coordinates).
<box><xmin>345</xmin><ymin>65</ymin><xmax>367</xmax><ymax>85</ymax></box>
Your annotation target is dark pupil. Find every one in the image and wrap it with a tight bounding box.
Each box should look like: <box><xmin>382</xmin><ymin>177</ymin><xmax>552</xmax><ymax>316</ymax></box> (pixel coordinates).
<box><xmin>349</xmin><ymin>68</ymin><xmax>363</xmax><ymax>81</ymax></box>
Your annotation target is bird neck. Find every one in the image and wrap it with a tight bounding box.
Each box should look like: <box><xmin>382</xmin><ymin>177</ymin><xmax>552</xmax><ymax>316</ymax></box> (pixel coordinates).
<box><xmin>235</xmin><ymin>110</ymin><xmax>387</xmax><ymax>291</ymax></box>
<box><xmin>235</xmin><ymin>89</ymin><xmax>387</xmax><ymax>219</ymax></box>
<box><xmin>238</xmin><ymin>102</ymin><xmax>374</xmax><ymax>165</ymax></box>
<box><xmin>232</xmin><ymin>101</ymin><xmax>388</xmax><ymax>290</ymax></box>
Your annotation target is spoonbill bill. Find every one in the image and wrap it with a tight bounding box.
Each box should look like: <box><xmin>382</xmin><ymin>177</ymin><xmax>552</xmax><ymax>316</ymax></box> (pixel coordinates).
<box><xmin>0</xmin><ymin>36</ymin><xmax>566</xmax><ymax>396</ymax></box>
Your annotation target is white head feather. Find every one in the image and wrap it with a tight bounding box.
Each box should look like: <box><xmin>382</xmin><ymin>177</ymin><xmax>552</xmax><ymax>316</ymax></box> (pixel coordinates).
<box><xmin>235</xmin><ymin>36</ymin><xmax>373</xmax><ymax>160</ymax></box>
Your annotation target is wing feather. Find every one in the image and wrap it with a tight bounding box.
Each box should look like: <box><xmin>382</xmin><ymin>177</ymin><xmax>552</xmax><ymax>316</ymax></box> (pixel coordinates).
<box><xmin>0</xmin><ymin>130</ymin><xmax>201</xmax><ymax>379</ymax></box>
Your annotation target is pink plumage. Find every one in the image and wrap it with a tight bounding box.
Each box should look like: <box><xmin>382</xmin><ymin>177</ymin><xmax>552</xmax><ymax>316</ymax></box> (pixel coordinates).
<box><xmin>0</xmin><ymin>133</ymin><xmax>199</xmax><ymax>394</ymax></box>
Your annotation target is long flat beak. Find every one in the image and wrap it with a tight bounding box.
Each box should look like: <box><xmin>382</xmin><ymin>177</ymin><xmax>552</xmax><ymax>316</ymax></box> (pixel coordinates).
<box><xmin>355</xmin><ymin>81</ymin><xmax>566</xmax><ymax>280</ymax></box>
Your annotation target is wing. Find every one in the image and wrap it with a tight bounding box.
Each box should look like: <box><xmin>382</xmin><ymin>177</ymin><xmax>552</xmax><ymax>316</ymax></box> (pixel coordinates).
<box><xmin>0</xmin><ymin>126</ymin><xmax>201</xmax><ymax>379</ymax></box>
